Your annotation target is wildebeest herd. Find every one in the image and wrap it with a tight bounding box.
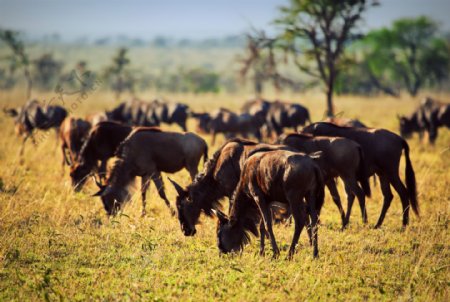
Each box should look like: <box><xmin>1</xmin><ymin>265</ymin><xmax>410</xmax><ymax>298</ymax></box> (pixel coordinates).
<box><xmin>4</xmin><ymin>96</ymin><xmax>449</xmax><ymax>259</ymax></box>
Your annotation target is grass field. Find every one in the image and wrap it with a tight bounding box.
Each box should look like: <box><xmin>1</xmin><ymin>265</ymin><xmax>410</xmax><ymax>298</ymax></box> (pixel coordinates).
<box><xmin>0</xmin><ymin>90</ymin><xmax>449</xmax><ymax>301</ymax></box>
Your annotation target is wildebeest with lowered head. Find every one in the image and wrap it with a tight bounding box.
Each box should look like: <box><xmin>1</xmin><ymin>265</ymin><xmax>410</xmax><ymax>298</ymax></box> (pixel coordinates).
<box><xmin>169</xmin><ymin>138</ymin><xmax>298</xmax><ymax>237</ymax></box>
<box><xmin>70</xmin><ymin>121</ymin><xmax>132</xmax><ymax>191</ymax></box>
<box><xmin>302</xmin><ymin>122</ymin><xmax>419</xmax><ymax>228</ymax></box>
<box><xmin>59</xmin><ymin>117</ymin><xmax>91</xmax><ymax>173</ymax></box>
<box><xmin>266</xmin><ymin>100</ymin><xmax>311</xmax><ymax>136</ymax></box>
<box><xmin>152</xmin><ymin>98</ymin><xmax>190</xmax><ymax>131</ymax></box>
<box><xmin>240</xmin><ymin>98</ymin><xmax>272</xmax><ymax>133</ymax></box>
<box><xmin>280</xmin><ymin>133</ymin><xmax>371</xmax><ymax>228</ymax></box>
<box><xmin>93</xmin><ymin>128</ymin><xmax>208</xmax><ymax>216</ymax></box>
<box><xmin>106</xmin><ymin>98</ymin><xmax>189</xmax><ymax>131</ymax></box>
<box><xmin>206</xmin><ymin>108</ymin><xmax>262</xmax><ymax>145</ymax></box>
<box><xmin>420</xmin><ymin>97</ymin><xmax>450</xmax><ymax>143</ymax></box>
<box><xmin>216</xmin><ymin>149</ymin><xmax>325</xmax><ymax>259</ymax></box>
<box><xmin>4</xmin><ymin>99</ymin><xmax>68</xmax><ymax>159</ymax></box>
<box><xmin>106</xmin><ymin>98</ymin><xmax>152</xmax><ymax>126</ymax></box>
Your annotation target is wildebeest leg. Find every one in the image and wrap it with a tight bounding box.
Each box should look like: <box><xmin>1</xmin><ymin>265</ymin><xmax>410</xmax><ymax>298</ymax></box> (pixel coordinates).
<box><xmin>259</xmin><ymin>221</ymin><xmax>266</xmax><ymax>256</ymax></box>
<box><xmin>211</xmin><ymin>131</ymin><xmax>217</xmax><ymax>146</ymax></box>
<box><xmin>344</xmin><ymin>177</ymin><xmax>367</xmax><ymax>225</ymax></box>
<box><xmin>140</xmin><ymin>175</ymin><xmax>151</xmax><ymax>217</ymax></box>
<box><xmin>306</xmin><ymin>193</ymin><xmax>319</xmax><ymax>258</ymax></box>
<box><xmin>254</xmin><ymin>129</ymin><xmax>262</xmax><ymax>142</ymax></box>
<box><xmin>151</xmin><ymin>173</ymin><xmax>176</xmax><ymax>216</ymax></box>
<box><xmin>374</xmin><ymin>175</ymin><xmax>393</xmax><ymax>229</ymax></box>
<box><xmin>185</xmin><ymin>161</ymin><xmax>199</xmax><ymax>181</ymax></box>
<box><xmin>287</xmin><ymin>194</ymin><xmax>307</xmax><ymax>260</ymax></box>
<box><xmin>326</xmin><ymin>180</ymin><xmax>346</xmax><ymax>228</ymax></box>
<box><xmin>343</xmin><ymin>185</ymin><xmax>356</xmax><ymax>228</ymax></box>
<box><xmin>178</xmin><ymin>121</ymin><xmax>187</xmax><ymax>132</ymax></box>
<box><xmin>388</xmin><ymin>174</ymin><xmax>410</xmax><ymax>227</ymax></box>
<box><xmin>54</xmin><ymin>128</ymin><xmax>59</xmax><ymax>151</ymax></box>
<box><xmin>256</xmin><ymin>195</ymin><xmax>280</xmax><ymax>258</ymax></box>
<box><xmin>19</xmin><ymin>134</ymin><xmax>30</xmax><ymax>163</ymax></box>
<box><xmin>61</xmin><ymin>144</ymin><xmax>68</xmax><ymax>176</ymax></box>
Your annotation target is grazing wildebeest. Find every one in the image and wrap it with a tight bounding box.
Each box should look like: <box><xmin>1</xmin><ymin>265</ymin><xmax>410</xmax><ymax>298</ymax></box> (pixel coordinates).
<box><xmin>106</xmin><ymin>98</ymin><xmax>147</xmax><ymax>126</ymax></box>
<box><xmin>106</xmin><ymin>98</ymin><xmax>189</xmax><ymax>131</ymax></box>
<box><xmin>280</xmin><ymin>133</ymin><xmax>371</xmax><ymax>228</ymax></box>
<box><xmin>191</xmin><ymin>112</ymin><xmax>212</xmax><ymax>134</ymax></box>
<box><xmin>216</xmin><ymin>149</ymin><xmax>325</xmax><ymax>259</ymax></box>
<box><xmin>59</xmin><ymin>117</ymin><xmax>91</xmax><ymax>173</ymax></box>
<box><xmin>169</xmin><ymin>138</ymin><xmax>259</xmax><ymax>236</ymax></box>
<box><xmin>420</xmin><ymin>97</ymin><xmax>450</xmax><ymax>143</ymax></box>
<box><xmin>4</xmin><ymin>99</ymin><xmax>67</xmax><ymax>159</ymax></box>
<box><xmin>398</xmin><ymin>110</ymin><xmax>426</xmax><ymax>140</ymax></box>
<box><xmin>92</xmin><ymin>128</ymin><xmax>208</xmax><ymax>216</ymax></box>
<box><xmin>240</xmin><ymin>98</ymin><xmax>272</xmax><ymax>134</ymax></box>
<box><xmin>70</xmin><ymin>121</ymin><xmax>132</xmax><ymax>191</ymax></box>
<box><xmin>266</xmin><ymin>100</ymin><xmax>311</xmax><ymax>136</ymax></box>
<box><xmin>152</xmin><ymin>99</ymin><xmax>190</xmax><ymax>131</ymax></box>
<box><xmin>302</xmin><ymin>122</ymin><xmax>419</xmax><ymax>228</ymax></box>
<box><xmin>207</xmin><ymin>108</ymin><xmax>262</xmax><ymax>145</ymax></box>
<box><xmin>169</xmin><ymin>138</ymin><xmax>299</xmax><ymax>237</ymax></box>
<box><xmin>85</xmin><ymin>112</ymin><xmax>108</xmax><ymax>126</ymax></box>
<box><xmin>324</xmin><ymin>117</ymin><xmax>367</xmax><ymax>128</ymax></box>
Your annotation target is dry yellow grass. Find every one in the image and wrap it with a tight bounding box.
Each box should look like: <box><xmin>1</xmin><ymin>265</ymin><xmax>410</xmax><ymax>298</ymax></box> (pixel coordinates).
<box><xmin>0</xmin><ymin>89</ymin><xmax>449</xmax><ymax>301</ymax></box>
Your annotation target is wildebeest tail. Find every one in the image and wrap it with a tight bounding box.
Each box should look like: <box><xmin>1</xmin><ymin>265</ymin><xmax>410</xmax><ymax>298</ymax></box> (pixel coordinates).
<box><xmin>402</xmin><ymin>139</ymin><xmax>419</xmax><ymax>216</ymax></box>
<box><xmin>313</xmin><ymin>166</ymin><xmax>325</xmax><ymax>214</ymax></box>
<box><xmin>356</xmin><ymin>146</ymin><xmax>371</xmax><ymax>197</ymax></box>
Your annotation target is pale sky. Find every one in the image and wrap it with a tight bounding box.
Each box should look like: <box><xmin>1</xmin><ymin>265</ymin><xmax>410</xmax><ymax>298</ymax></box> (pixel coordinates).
<box><xmin>0</xmin><ymin>0</ymin><xmax>449</xmax><ymax>39</ymax></box>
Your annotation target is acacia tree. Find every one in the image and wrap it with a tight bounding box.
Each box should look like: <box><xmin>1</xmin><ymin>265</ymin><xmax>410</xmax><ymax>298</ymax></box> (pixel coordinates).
<box><xmin>0</xmin><ymin>30</ymin><xmax>32</xmax><ymax>99</ymax></box>
<box><xmin>362</xmin><ymin>17</ymin><xmax>450</xmax><ymax>96</ymax></box>
<box><xmin>276</xmin><ymin>0</ymin><xmax>377</xmax><ymax>116</ymax></box>
<box><xmin>104</xmin><ymin>48</ymin><xmax>134</xmax><ymax>100</ymax></box>
<box><xmin>238</xmin><ymin>31</ymin><xmax>294</xmax><ymax>96</ymax></box>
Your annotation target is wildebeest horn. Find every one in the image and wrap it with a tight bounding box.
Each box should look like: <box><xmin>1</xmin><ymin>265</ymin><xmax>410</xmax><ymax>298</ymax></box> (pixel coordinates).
<box><xmin>92</xmin><ymin>175</ymin><xmax>103</xmax><ymax>189</ymax></box>
<box><xmin>212</xmin><ymin>209</ymin><xmax>228</xmax><ymax>224</ymax></box>
<box><xmin>168</xmin><ymin>177</ymin><xmax>185</xmax><ymax>196</ymax></box>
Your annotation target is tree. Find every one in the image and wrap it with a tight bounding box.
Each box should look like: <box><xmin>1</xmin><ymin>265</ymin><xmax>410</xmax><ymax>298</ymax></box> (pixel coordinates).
<box><xmin>362</xmin><ymin>17</ymin><xmax>450</xmax><ymax>97</ymax></box>
<box><xmin>104</xmin><ymin>48</ymin><xmax>134</xmax><ymax>100</ymax></box>
<box><xmin>32</xmin><ymin>53</ymin><xmax>63</xmax><ymax>90</ymax></box>
<box><xmin>0</xmin><ymin>30</ymin><xmax>32</xmax><ymax>99</ymax></box>
<box><xmin>238</xmin><ymin>31</ymin><xmax>294</xmax><ymax>96</ymax></box>
<box><xmin>275</xmin><ymin>0</ymin><xmax>377</xmax><ymax>116</ymax></box>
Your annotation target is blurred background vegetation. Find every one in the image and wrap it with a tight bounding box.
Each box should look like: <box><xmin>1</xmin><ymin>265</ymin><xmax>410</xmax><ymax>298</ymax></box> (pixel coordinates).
<box><xmin>1</xmin><ymin>5</ymin><xmax>449</xmax><ymax>102</ymax></box>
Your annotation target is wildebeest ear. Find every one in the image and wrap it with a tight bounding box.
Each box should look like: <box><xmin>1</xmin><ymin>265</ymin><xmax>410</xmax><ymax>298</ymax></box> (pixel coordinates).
<box><xmin>309</xmin><ymin>151</ymin><xmax>323</xmax><ymax>159</ymax></box>
<box><xmin>213</xmin><ymin>209</ymin><xmax>229</xmax><ymax>224</ymax></box>
<box><xmin>168</xmin><ymin>177</ymin><xmax>186</xmax><ymax>196</ymax></box>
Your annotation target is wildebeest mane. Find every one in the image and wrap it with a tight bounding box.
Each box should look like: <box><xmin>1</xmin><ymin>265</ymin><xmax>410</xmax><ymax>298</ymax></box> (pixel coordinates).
<box><xmin>186</xmin><ymin>138</ymin><xmax>258</xmax><ymax>216</ymax></box>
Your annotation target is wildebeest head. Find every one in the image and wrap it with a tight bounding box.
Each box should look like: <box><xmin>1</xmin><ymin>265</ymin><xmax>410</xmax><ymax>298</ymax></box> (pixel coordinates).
<box><xmin>216</xmin><ymin>211</ymin><xmax>243</xmax><ymax>254</ymax></box>
<box><xmin>191</xmin><ymin>112</ymin><xmax>211</xmax><ymax>134</ymax></box>
<box><xmin>70</xmin><ymin>161</ymin><xmax>92</xmax><ymax>191</ymax></box>
<box><xmin>168</xmin><ymin>178</ymin><xmax>199</xmax><ymax>236</ymax></box>
<box><xmin>93</xmin><ymin>182</ymin><xmax>131</xmax><ymax>216</ymax></box>
<box><xmin>398</xmin><ymin>115</ymin><xmax>415</xmax><ymax>139</ymax></box>
<box><xmin>3</xmin><ymin>107</ymin><xmax>19</xmax><ymax>117</ymax></box>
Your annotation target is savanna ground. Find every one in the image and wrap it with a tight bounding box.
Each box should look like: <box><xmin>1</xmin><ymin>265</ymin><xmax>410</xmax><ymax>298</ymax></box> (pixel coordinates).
<box><xmin>0</xmin><ymin>89</ymin><xmax>449</xmax><ymax>301</ymax></box>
